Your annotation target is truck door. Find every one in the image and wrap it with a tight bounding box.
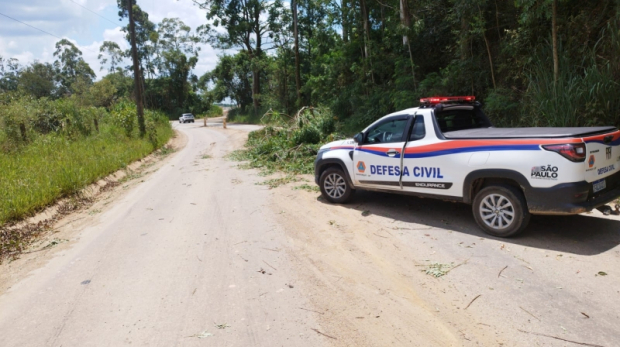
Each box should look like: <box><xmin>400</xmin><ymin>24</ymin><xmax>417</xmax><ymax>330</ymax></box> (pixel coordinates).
<box><xmin>353</xmin><ymin>116</ymin><xmax>412</xmax><ymax>189</ymax></box>
<box><xmin>400</xmin><ymin>115</ymin><xmax>456</xmax><ymax>195</ymax></box>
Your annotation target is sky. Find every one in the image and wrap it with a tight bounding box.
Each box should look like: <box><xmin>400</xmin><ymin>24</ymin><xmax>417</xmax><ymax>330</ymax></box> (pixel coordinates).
<box><xmin>0</xmin><ymin>0</ymin><xmax>221</xmax><ymax>79</ymax></box>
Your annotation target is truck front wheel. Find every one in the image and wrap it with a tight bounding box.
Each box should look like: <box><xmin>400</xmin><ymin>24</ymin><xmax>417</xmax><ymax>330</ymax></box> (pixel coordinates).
<box><xmin>472</xmin><ymin>185</ymin><xmax>530</xmax><ymax>237</ymax></box>
<box><xmin>319</xmin><ymin>167</ymin><xmax>354</xmax><ymax>204</ymax></box>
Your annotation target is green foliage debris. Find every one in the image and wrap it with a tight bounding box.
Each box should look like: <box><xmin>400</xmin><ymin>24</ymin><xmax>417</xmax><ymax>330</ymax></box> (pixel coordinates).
<box><xmin>231</xmin><ymin>107</ymin><xmax>343</xmax><ymax>174</ymax></box>
<box><xmin>423</xmin><ymin>263</ymin><xmax>453</xmax><ymax>278</ymax></box>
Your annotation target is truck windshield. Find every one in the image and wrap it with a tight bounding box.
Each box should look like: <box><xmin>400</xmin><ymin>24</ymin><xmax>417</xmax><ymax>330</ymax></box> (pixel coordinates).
<box><xmin>435</xmin><ymin>108</ymin><xmax>489</xmax><ymax>133</ymax></box>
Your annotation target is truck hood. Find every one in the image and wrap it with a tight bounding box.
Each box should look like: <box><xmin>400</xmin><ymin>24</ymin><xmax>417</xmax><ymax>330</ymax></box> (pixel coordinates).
<box><xmin>320</xmin><ymin>139</ymin><xmax>356</xmax><ymax>150</ymax></box>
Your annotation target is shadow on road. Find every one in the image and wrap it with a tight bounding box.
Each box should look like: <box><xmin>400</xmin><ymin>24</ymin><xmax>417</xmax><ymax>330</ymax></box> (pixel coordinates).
<box><xmin>318</xmin><ymin>190</ymin><xmax>620</xmax><ymax>256</ymax></box>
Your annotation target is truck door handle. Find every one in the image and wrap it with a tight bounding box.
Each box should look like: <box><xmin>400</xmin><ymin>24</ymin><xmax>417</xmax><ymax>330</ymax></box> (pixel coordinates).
<box><xmin>387</xmin><ymin>149</ymin><xmax>399</xmax><ymax>157</ymax></box>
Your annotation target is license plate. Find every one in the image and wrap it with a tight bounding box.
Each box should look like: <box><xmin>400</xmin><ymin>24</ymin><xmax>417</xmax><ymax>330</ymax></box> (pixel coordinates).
<box><xmin>593</xmin><ymin>178</ymin><xmax>606</xmax><ymax>193</ymax></box>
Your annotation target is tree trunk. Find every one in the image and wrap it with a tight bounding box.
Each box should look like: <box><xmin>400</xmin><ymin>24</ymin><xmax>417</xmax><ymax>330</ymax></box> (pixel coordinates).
<box><xmin>283</xmin><ymin>54</ymin><xmax>289</xmax><ymax>113</ymax></box>
<box><xmin>380</xmin><ymin>4</ymin><xmax>385</xmax><ymax>35</ymax></box>
<box><xmin>552</xmin><ymin>0</ymin><xmax>559</xmax><ymax>83</ymax></box>
<box><xmin>252</xmin><ymin>69</ymin><xmax>260</xmax><ymax>110</ymax></box>
<box><xmin>19</xmin><ymin>123</ymin><xmax>27</xmax><ymax>142</ymax></box>
<box><xmin>478</xmin><ymin>5</ymin><xmax>496</xmax><ymax>89</ymax></box>
<box><xmin>127</xmin><ymin>0</ymin><xmax>145</xmax><ymax>137</ymax></box>
<box><xmin>252</xmin><ymin>5</ymin><xmax>262</xmax><ymax>111</ymax></box>
<box><xmin>399</xmin><ymin>0</ymin><xmax>410</xmax><ymax>46</ymax></box>
<box><xmin>407</xmin><ymin>41</ymin><xmax>417</xmax><ymax>91</ymax></box>
<box><xmin>342</xmin><ymin>0</ymin><xmax>348</xmax><ymax>42</ymax></box>
<box><xmin>494</xmin><ymin>0</ymin><xmax>501</xmax><ymax>39</ymax></box>
<box><xmin>292</xmin><ymin>0</ymin><xmax>301</xmax><ymax>105</ymax></box>
<box><xmin>360</xmin><ymin>0</ymin><xmax>370</xmax><ymax>59</ymax></box>
<box><xmin>400</xmin><ymin>0</ymin><xmax>415</xmax><ymax>88</ymax></box>
<box><xmin>482</xmin><ymin>32</ymin><xmax>496</xmax><ymax>89</ymax></box>
<box><xmin>460</xmin><ymin>16</ymin><xmax>469</xmax><ymax>60</ymax></box>
<box><xmin>360</xmin><ymin>0</ymin><xmax>374</xmax><ymax>83</ymax></box>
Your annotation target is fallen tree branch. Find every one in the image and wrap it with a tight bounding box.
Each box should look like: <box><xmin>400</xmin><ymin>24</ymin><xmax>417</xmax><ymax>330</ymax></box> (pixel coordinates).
<box><xmin>498</xmin><ymin>265</ymin><xmax>508</xmax><ymax>277</ymax></box>
<box><xmin>464</xmin><ymin>294</ymin><xmax>481</xmax><ymax>310</ymax></box>
<box><xmin>445</xmin><ymin>258</ymin><xmax>469</xmax><ymax>274</ymax></box>
<box><xmin>263</xmin><ymin>260</ymin><xmax>277</xmax><ymax>270</ymax></box>
<box><xmin>517</xmin><ymin>329</ymin><xmax>604</xmax><ymax>347</ymax></box>
<box><xmin>311</xmin><ymin>328</ymin><xmax>337</xmax><ymax>340</ymax></box>
<box><xmin>519</xmin><ymin>306</ymin><xmax>540</xmax><ymax>321</ymax></box>
<box><xmin>299</xmin><ymin>307</ymin><xmax>324</xmax><ymax>315</ymax></box>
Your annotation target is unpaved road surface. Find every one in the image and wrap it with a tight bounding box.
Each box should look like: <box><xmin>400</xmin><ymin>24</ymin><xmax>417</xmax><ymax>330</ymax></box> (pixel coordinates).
<box><xmin>1</xmin><ymin>123</ymin><xmax>620</xmax><ymax>347</ymax></box>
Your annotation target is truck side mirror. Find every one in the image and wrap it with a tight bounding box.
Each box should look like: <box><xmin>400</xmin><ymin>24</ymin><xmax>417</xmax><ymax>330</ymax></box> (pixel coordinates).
<box><xmin>353</xmin><ymin>132</ymin><xmax>364</xmax><ymax>145</ymax></box>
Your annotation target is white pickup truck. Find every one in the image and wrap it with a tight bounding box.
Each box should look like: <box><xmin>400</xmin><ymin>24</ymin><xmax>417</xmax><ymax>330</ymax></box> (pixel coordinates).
<box><xmin>314</xmin><ymin>96</ymin><xmax>620</xmax><ymax>237</ymax></box>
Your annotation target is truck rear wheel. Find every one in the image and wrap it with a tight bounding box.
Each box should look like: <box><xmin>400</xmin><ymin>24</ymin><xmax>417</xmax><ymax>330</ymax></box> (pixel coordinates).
<box><xmin>472</xmin><ymin>185</ymin><xmax>530</xmax><ymax>237</ymax></box>
<box><xmin>319</xmin><ymin>167</ymin><xmax>354</xmax><ymax>203</ymax></box>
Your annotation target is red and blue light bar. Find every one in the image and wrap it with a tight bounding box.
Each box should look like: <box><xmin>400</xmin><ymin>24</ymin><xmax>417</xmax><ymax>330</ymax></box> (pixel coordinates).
<box><xmin>420</xmin><ymin>96</ymin><xmax>475</xmax><ymax>105</ymax></box>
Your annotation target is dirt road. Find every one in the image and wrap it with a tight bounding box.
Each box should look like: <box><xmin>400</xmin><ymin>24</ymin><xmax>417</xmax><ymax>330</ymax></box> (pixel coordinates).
<box><xmin>1</xmin><ymin>123</ymin><xmax>619</xmax><ymax>347</ymax></box>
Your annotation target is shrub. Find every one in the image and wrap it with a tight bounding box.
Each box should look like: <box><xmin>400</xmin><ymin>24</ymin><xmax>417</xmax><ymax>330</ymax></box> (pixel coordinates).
<box><xmin>207</xmin><ymin>105</ymin><xmax>223</xmax><ymax>117</ymax></box>
<box><xmin>110</xmin><ymin>100</ymin><xmax>137</xmax><ymax>137</ymax></box>
<box><xmin>233</xmin><ymin>107</ymin><xmax>343</xmax><ymax>174</ymax></box>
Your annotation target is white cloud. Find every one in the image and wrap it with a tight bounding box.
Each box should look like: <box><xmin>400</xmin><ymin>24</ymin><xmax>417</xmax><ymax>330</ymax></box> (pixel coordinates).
<box><xmin>1</xmin><ymin>0</ymin><xmax>227</xmax><ymax>80</ymax></box>
<box><xmin>102</xmin><ymin>27</ymin><xmax>128</xmax><ymax>49</ymax></box>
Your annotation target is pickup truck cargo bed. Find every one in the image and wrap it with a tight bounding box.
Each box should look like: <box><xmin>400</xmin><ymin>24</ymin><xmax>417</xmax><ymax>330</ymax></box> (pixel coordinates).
<box><xmin>443</xmin><ymin>127</ymin><xmax>617</xmax><ymax>139</ymax></box>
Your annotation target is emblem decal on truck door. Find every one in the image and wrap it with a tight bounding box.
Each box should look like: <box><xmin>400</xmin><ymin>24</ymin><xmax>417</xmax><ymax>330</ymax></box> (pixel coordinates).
<box><xmin>357</xmin><ymin>161</ymin><xmax>366</xmax><ymax>173</ymax></box>
<box><xmin>606</xmin><ymin>147</ymin><xmax>612</xmax><ymax>160</ymax></box>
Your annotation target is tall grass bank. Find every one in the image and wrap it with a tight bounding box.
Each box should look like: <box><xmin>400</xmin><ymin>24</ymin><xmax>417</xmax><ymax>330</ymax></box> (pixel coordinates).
<box><xmin>0</xmin><ymin>97</ymin><xmax>173</xmax><ymax>225</ymax></box>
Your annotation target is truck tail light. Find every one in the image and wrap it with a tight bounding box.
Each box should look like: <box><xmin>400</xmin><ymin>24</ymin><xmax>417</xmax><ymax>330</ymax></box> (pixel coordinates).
<box><xmin>542</xmin><ymin>143</ymin><xmax>586</xmax><ymax>162</ymax></box>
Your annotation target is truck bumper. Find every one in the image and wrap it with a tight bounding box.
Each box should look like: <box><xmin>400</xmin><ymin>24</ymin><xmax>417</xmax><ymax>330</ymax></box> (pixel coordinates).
<box><xmin>314</xmin><ymin>152</ymin><xmax>323</xmax><ymax>185</ymax></box>
<box><xmin>527</xmin><ymin>171</ymin><xmax>620</xmax><ymax>215</ymax></box>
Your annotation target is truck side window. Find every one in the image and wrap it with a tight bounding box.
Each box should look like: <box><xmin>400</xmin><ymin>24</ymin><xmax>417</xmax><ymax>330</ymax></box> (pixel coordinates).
<box><xmin>435</xmin><ymin>109</ymin><xmax>489</xmax><ymax>132</ymax></box>
<box><xmin>364</xmin><ymin>118</ymin><xmax>409</xmax><ymax>144</ymax></box>
<box><xmin>409</xmin><ymin>116</ymin><xmax>426</xmax><ymax>141</ymax></box>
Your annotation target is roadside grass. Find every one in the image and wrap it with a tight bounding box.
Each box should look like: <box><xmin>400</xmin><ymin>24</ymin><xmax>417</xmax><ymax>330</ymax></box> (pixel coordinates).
<box><xmin>0</xmin><ymin>123</ymin><xmax>172</xmax><ymax>226</ymax></box>
<box><xmin>226</xmin><ymin>107</ymin><xmax>262</xmax><ymax>124</ymax></box>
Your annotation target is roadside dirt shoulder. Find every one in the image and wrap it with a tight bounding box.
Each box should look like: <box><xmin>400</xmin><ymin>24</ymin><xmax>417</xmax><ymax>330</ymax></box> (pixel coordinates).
<box><xmin>0</xmin><ymin>130</ymin><xmax>187</xmax><ymax>295</ymax></box>
<box><xmin>267</xmin><ymin>182</ymin><xmax>494</xmax><ymax>346</ymax></box>
<box><xmin>265</xmin><ymin>176</ymin><xmax>620</xmax><ymax>347</ymax></box>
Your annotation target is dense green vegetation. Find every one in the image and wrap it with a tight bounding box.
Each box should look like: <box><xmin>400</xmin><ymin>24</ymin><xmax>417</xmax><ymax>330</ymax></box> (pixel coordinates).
<box><xmin>0</xmin><ymin>2</ymin><xmax>209</xmax><ymax>226</ymax></box>
<box><xmin>0</xmin><ymin>96</ymin><xmax>172</xmax><ymax>225</ymax></box>
<box><xmin>2</xmin><ymin>0</ymin><xmax>619</xmax><ymax>225</ymax></box>
<box><xmin>199</xmin><ymin>0</ymin><xmax>620</xmax><ymax>131</ymax></box>
<box><xmin>232</xmin><ymin>107</ymin><xmax>342</xmax><ymax>174</ymax></box>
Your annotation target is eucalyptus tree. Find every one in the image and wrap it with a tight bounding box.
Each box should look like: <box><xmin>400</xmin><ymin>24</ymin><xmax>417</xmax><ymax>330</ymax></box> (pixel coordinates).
<box><xmin>0</xmin><ymin>56</ymin><xmax>21</xmax><ymax>92</ymax></box>
<box><xmin>52</xmin><ymin>39</ymin><xmax>95</xmax><ymax>96</ymax></box>
<box><xmin>98</xmin><ymin>41</ymin><xmax>126</xmax><ymax>74</ymax></box>
<box><xmin>195</xmin><ymin>0</ymin><xmax>285</xmax><ymax>110</ymax></box>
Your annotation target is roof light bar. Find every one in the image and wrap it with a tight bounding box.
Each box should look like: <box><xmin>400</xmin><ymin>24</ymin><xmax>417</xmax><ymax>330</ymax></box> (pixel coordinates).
<box><xmin>420</xmin><ymin>96</ymin><xmax>476</xmax><ymax>105</ymax></box>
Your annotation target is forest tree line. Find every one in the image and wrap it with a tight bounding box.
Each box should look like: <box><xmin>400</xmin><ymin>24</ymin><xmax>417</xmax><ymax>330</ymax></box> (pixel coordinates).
<box><xmin>200</xmin><ymin>0</ymin><xmax>620</xmax><ymax>130</ymax></box>
<box><xmin>1</xmin><ymin>0</ymin><xmax>619</xmax><ymax>130</ymax></box>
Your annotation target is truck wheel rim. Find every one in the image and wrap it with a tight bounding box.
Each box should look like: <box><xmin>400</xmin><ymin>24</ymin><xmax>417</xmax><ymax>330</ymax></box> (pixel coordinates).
<box><xmin>480</xmin><ymin>194</ymin><xmax>515</xmax><ymax>230</ymax></box>
<box><xmin>324</xmin><ymin>173</ymin><xmax>346</xmax><ymax>199</ymax></box>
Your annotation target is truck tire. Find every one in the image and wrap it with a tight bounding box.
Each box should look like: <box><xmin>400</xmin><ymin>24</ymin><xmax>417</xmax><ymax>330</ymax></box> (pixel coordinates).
<box><xmin>472</xmin><ymin>185</ymin><xmax>530</xmax><ymax>237</ymax></box>
<box><xmin>319</xmin><ymin>167</ymin><xmax>354</xmax><ymax>204</ymax></box>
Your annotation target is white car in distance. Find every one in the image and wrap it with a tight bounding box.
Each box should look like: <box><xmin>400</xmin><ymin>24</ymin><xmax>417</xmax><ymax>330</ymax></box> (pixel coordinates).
<box><xmin>179</xmin><ymin>113</ymin><xmax>195</xmax><ymax>123</ymax></box>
